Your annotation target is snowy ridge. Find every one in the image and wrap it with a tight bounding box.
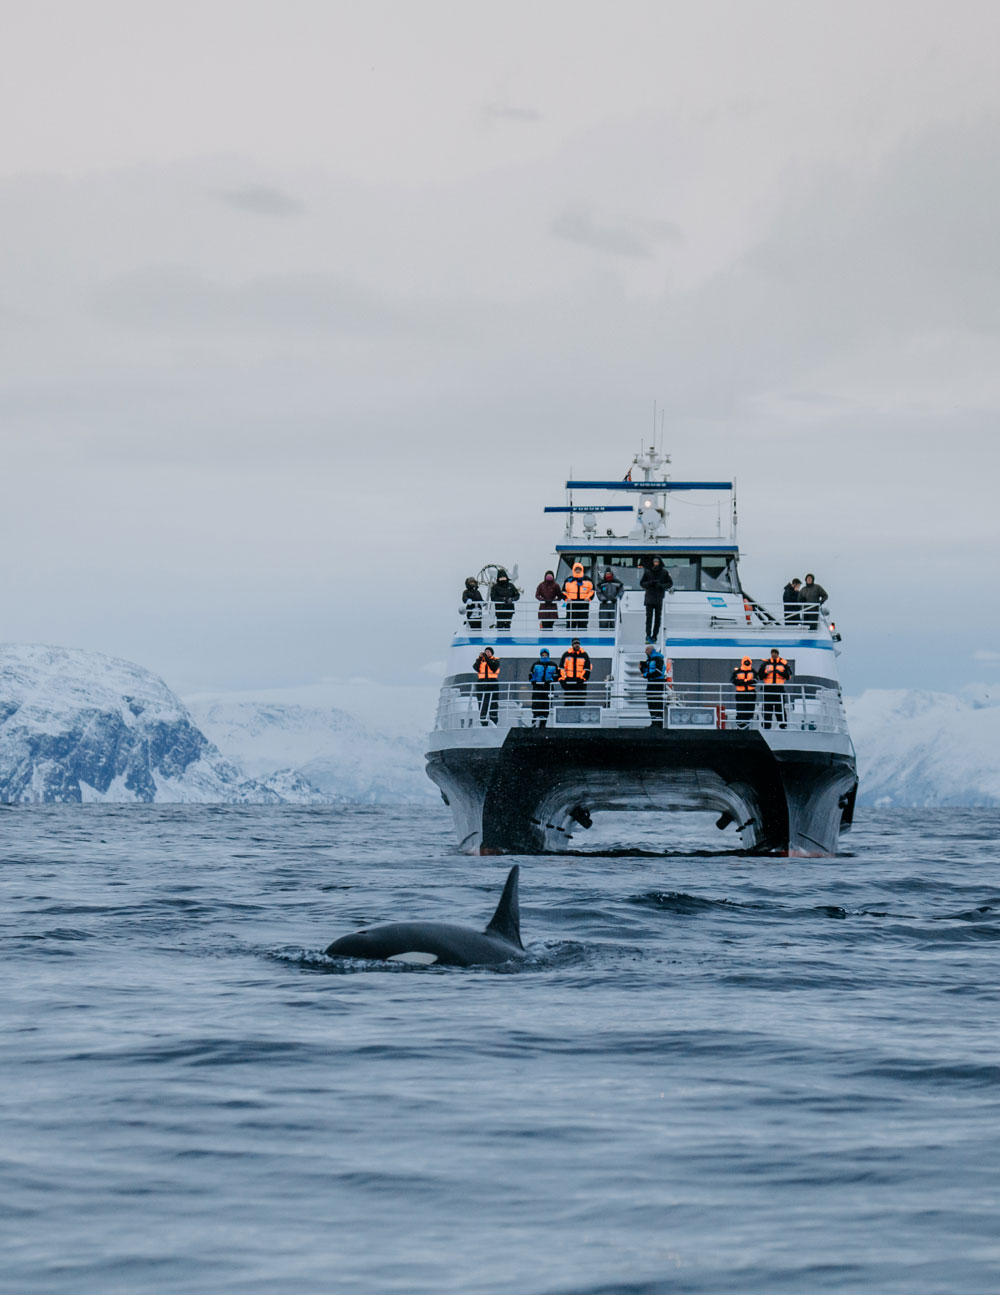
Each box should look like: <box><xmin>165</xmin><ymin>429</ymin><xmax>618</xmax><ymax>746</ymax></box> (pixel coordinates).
<box><xmin>186</xmin><ymin>693</ymin><xmax>435</xmax><ymax>805</ymax></box>
<box><xmin>3</xmin><ymin>641</ymin><xmax>999</xmax><ymax>806</ymax></box>
<box><xmin>846</xmin><ymin>686</ymin><xmax>1000</xmax><ymax>807</ymax></box>
<box><xmin>0</xmin><ymin>644</ymin><xmax>435</xmax><ymax>805</ymax></box>
<box><xmin>0</xmin><ymin>644</ymin><xmax>264</xmax><ymax>803</ymax></box>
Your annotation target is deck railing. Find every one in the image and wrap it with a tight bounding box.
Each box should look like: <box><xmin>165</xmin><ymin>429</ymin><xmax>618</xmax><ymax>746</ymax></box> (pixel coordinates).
<box><xmin>434</xmin><ymin>681</ymin><xmax>848</xmax><ymax>736</ymax></box>
<box><xmin>457</xmin><ymin>596</ymin><xmax>833</xmax><ymax>637</ymax></box>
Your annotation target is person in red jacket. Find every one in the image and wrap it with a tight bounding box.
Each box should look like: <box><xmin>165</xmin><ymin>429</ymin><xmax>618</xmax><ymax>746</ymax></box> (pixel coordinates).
<box><xmin>535</xmin><ymin>570</ymin><xmax>563</xmax><ymax>631</ymax></box>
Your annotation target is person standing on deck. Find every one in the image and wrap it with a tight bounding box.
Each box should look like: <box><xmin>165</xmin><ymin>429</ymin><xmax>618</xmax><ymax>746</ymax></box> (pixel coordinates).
<box><xmin>535</xmin><ymin>570</ymin><xmax>563</xmax><ymax>632</ymax></box>
<box><xmin>490</xmin><ymin>570</ymin><xmax>520</xmax><ymax>631</ymax></box>
<box><xmin>730</xmin><ymin>656</ymin><xmax>757</xmax><ymax>729</ymax></box>
<box><xmin>757</xmin><ymin>648</ymin><xmax>792</xmax><ymax>729</ymax></box>
<box><xmin>596</xmin><ymin>568</ymin><xmax>624</xmax><ymax>630</ymax></box>
<box><xmin>559</xmin><ymin>639</ymin><xmax>591</xmax><ymax>706</ymax></box>
<box><xmin>474</xmin><ymin>647</ymin><xmax>501</xmax><ymax>725</ymax></box>
<box><xmin>798</xmin><ymin>573</ymin><xmax>828</xmax><ymax>631</ymax></box>
<box><xmin>639</xmin><ymin>644</ymin><xmax>668</xmax><ymax>728</ymax></box>
<box><xmin>563</xmin><ymin>562</ymin><xmax>595</xmax><ymax>631</ymax></box>
<box><xmin>528</xmin><ymin>648</ymin><xmax>559</xmax><ymax>727</ymax></box>
<box><xmin>462</xmin><ymin>577</ymin><xmax>484</xmax><ymax>629</ymax></box>
<box><xmin>640</xmin><ymin>557</ymin><xmax>672</xmax><ymax>642</ymax></box>
<box><xmin>782</xmin><ymin>579</ymin><xmax>802</xmax><ymax>625</ymax></box>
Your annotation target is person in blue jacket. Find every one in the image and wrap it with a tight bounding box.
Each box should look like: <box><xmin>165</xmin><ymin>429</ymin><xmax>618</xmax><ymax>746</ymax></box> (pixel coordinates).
<box><xmin>528</xmin><ymin>648</ymin><xmax>560</xmax><ymax>727</ymax></box>
<box><xmin>639</xmin><ymin>644</ymin><xmax>667</xmax><ymax>727</ymax></box>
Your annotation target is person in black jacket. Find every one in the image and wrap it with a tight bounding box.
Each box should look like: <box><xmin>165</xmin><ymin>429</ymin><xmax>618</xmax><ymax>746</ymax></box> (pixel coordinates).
<box><xmin>782</xmin><ymin>578</ymin><xmax>801</xmax><ymax>625</ymax></box>
<box><xmin>596</xmin><ymin>568</ymin><xmax>624</xmax><ymax>630</ymax></box>
<box><xmin>799</xmin><ymin>573</ymin><xmax>828</xmax><ymax>631</ymax></box>
<box><xmin>462</xmin><ymin>577</ymin><xmax>484</xmax><ymax>629</ymax></box>
<box><xmin>640</xmin><ymin>557</ymin><xmax>672</xmax><ymax>641</ymax></box>
<box><xmin>490</xmin><ymin>570</ymin><xmax>520</xmax><ymax>631</ymax></box>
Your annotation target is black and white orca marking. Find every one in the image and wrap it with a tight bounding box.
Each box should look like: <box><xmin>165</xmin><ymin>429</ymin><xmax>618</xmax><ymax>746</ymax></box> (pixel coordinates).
<box><xmin>325</xmin><ymin>866</ymin><xmax>525</xmax><ymax>967</ymax></box>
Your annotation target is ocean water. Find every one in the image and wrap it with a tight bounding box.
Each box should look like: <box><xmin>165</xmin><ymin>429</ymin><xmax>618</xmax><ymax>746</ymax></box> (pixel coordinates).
<box><xmin>3</xmin><ymin>805</ymin><xmax>1000</xmax><ymax>1294</ymax></box>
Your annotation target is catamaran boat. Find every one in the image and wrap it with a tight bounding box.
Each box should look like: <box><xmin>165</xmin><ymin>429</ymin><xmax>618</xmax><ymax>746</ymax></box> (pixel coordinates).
<box><xmin>425</xmin><ymin>448</ymin><xmax>858</xmax><ymax>856</ymax></box>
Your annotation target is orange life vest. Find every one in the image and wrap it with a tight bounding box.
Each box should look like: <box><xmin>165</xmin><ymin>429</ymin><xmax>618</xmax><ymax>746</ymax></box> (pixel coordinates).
<box><xmin>761</xmin><ymin>657</ymin><xmax>789</xmax><ymax>685</ymax></box>
<box><xmin>564</xmin><ymin>579</ymin><xmax>595</xmax><ymax>601</ymax></box>
<box><xmin>477</xmin><ymin>655</ymin><xmax>500</xmax><ymax>681</ymax></box>
<box><xmin>561</xmin><ymin>650</ymin><xmax>590</xmax><ymax>681</ymax></box>
<box><xmin>733</xmin><ymin>666</ymin><xmax>756</xmax><ymax>692</ymax></box>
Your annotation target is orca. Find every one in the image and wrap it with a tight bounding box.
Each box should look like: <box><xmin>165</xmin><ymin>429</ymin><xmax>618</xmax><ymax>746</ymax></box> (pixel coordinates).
<box><xmin>325</xmin><ymin>865</ymin><xmax>525</xmax><ymax>967</ymax></box>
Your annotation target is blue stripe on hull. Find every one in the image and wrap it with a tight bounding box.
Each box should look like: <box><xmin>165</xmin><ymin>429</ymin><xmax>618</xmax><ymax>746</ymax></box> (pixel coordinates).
<box><xmin>664</xmin><ymin>638</ymin><xmax>835</xmax><ymax>650</ymax></box>
<box><xmin>453</xmin><ymin>636</ymin><xmax>616</xmax><ymax>647</ymax></box>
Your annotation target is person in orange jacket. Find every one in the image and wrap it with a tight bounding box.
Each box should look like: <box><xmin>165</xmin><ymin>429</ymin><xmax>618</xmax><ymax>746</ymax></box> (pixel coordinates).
<box><xmin>562</xmin><ymin>562</ymin><xmax>595</xmax><ymax>631</ymax></box>
<box><xmin>558</xmin><ymin>639</ymin><xmax>591</xmax><ymax>707</ymax></box>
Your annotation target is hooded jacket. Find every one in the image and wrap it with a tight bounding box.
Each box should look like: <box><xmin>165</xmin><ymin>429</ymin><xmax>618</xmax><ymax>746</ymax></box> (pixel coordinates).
<box><xmin>563</xmin><ymin>563</ymin><xmax>595</xmax><ymax>602</ymax></box>
<box><xmin>640</xmin><ymin>563</ymin><xmax>673</xmax><ymax>605</ymax></box>
<box><xmin>490</xmin><ymin>575</ymin><xmax>521</xmax><ymax>608</ymax></box>
<box><xmin>535</xmin><ymin>576</ymin><xmax>563</xmax><ymax>606</ymax></box>
<box><xmin>529</xmin><ymin>654</ymin><xmax>559</xmax><ymax>685</ymax></box>
<box><xmin>798</xmin><ymin>580</ymin><xmax>828</xmax><ymax>606</ymax></box>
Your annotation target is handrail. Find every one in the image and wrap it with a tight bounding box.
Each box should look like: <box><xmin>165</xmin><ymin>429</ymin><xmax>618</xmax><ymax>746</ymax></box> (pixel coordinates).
<box><xmin>434</xmin><ymin>680</ymin><xmax>848</xmax><ymax>735</ymax></box>
<box><xmin>457</xmin><ymin>594</ymin><xmax>834</xmax><ymax>637</ymax></box>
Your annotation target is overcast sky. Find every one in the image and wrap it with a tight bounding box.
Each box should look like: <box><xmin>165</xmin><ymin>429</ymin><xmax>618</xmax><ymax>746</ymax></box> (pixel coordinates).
<box><xmin>1</xmin><ymin>0</ymin><xmax>998</xmax><ymax>698</ymax></box>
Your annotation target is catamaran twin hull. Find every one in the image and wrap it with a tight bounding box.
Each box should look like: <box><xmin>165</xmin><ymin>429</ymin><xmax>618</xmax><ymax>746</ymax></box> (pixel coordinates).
<box><xmin>425</xmin><ymin>452</ymin><xmax>858</xmax><ymax>857</ymax></box>
<box><xmin>426</xmin><ymin>725</ymin><xmax>857</xmax><ymax>857</ymax></box>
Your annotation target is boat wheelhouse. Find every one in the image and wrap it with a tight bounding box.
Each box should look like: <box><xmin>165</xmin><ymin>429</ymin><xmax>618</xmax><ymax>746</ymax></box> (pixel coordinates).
<box><xmin>425</xmin><ymin>448</ymin><xmax>858</xmax><ymax>856</ymax></box>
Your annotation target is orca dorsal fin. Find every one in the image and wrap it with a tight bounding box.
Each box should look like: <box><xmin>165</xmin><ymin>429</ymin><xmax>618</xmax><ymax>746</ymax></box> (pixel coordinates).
<box><xmin>484</xmin><ymin>865</ymin><xmax>523</xmax><ymax>950</ymax></box>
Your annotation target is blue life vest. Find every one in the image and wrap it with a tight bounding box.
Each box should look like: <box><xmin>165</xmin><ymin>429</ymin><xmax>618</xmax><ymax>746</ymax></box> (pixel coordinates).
<box><xmin>529</xmin><ymin>660</ymin><xmax>559</xmax><ymax>685</ymax></box>
<box><xmin>642</xmin><ymin>651</ymin><xmax>666</xmax><ymax>681</ymax></box>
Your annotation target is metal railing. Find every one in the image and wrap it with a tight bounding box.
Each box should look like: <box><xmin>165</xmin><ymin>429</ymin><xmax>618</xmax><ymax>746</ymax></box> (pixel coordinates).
<box><xmin>434</xmin><ymin>680</ymin><xmax>848</xmax><ymax>735</ymax></box>
<box><xmin>457</xmin><ymin>595</ymin><xmax>834</xmax><ymax>637</ymax></box>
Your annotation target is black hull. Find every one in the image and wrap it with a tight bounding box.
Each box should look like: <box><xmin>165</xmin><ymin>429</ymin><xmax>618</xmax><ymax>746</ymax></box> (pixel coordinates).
<box><xmin>426</xmin><ymin>728</ymin><xmax>857</xmax><ymax>857</ymax></box>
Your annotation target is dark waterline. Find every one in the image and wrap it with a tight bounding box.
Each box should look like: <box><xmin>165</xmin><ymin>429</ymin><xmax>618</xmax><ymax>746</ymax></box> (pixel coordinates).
<box><xmin>3</xmin><ymin>805</ymin><xmax>1000</xmax><ymax>1293</ymax></box>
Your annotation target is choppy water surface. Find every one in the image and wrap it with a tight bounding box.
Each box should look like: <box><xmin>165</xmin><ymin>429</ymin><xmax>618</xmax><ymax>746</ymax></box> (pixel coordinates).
<box><xmin>3</xmin><ymin>805</ymin><xmax>1000</xmax><ymax>1293</ymax></box>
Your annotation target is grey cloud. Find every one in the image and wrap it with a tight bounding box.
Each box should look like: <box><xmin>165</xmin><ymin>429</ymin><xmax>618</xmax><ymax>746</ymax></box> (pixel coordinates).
<box><xmin>746</xmin><ymin>116</ymin><xmax>1000</xmax><ymax>336</ymax></box>
<box><xmin>481</xmin><ymin>103</ymin><xmax>541</xmax><ymax>124</ymax></box>
<box><xmin>551</xmin><ymin>205</ymin><xmax>681</xmax><ymax>259</ymax></box>
<box><xmin>89</xmin><ymin>265</ymin><xmax>508</xmax><ymax>344</ymax></box>
<box><xmin>216</xmin><ymin>184</ymin><xmax>304</xmax><ymax>216</ymax></box>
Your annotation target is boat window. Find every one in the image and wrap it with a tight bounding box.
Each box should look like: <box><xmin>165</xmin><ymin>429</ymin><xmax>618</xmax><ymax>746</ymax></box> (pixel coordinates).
<box><xmin>661</xmin><ymin>557</ymin><xmax>694</xmax><ymax>590</ymax></box>
<box><xmin>555</xmin><ymin>553</ymin><xmax>738</xmax><ymax>592</ymax></box>
<box><xmin>700</xmin><ymin>556</ymin><xmax>738</xmax><ymax>592</ymax></box>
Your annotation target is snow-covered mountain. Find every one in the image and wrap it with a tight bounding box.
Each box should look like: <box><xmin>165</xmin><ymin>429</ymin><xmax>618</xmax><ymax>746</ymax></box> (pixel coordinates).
<box><xmin>0</xmin><ymin>644</ymin><xmax>436</xmax><ymax>804</ymax></box>
<box><xmin>846</xmin><ymin>686</ymin><xmax>1000</xmax><ymax>807</ymax></box>
<box><xmin>0</xmin><ymin>644</ymin><xmax>265</xmax><ymax>803</ymax></box>
<box><xmin>3</xmin><ymin>641</ymin><xmax>998</xmax><ymax>807</ymax></box>
<box><xmin>186</xmin><ymin>689</ymin><xmax>436</xmax><ymax>804</ymax></box>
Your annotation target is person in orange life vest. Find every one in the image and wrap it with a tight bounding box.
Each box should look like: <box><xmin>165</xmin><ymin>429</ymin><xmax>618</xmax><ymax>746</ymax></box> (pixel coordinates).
<box><xmin>474</xmin><ymin>647</ymin><xmax>501</xmax><ymax>725</ymax></box>
<box><xmin>596</xmin><ymin>568</ymin><xmax>624</xmax><ymax>630</ymax></box>
<box><xmin>535</xmin><ymin>570</ymin><xmax>563</xmax><ymax>631</ymax></box>
<box><xmin>756</xmin><ymin>648</ymin><xmax>792</xmax><ymax>729</ymax></box>
<box><xmin>640</xmin><ymin>556</ymin><xmax>672</xmax><ymax>641</ymax></box>
<box><xmin>563</xmin><ymin>562</ymin><xmax>595</xmax><ymax>631</ymax></box>
<box><xmin>730</xmin><ymin>656</ymin><xmax>757</xmax><ymax>729</ymax></box>
<box><xmin>798</xmin><ymin>573</ymin><xmax>828</xmax><ymax>631</ymax></box>
<box><xmin>558</xmin><ymin>638</ymin><xmax>591</xmax><ymax>706</ymax></box>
